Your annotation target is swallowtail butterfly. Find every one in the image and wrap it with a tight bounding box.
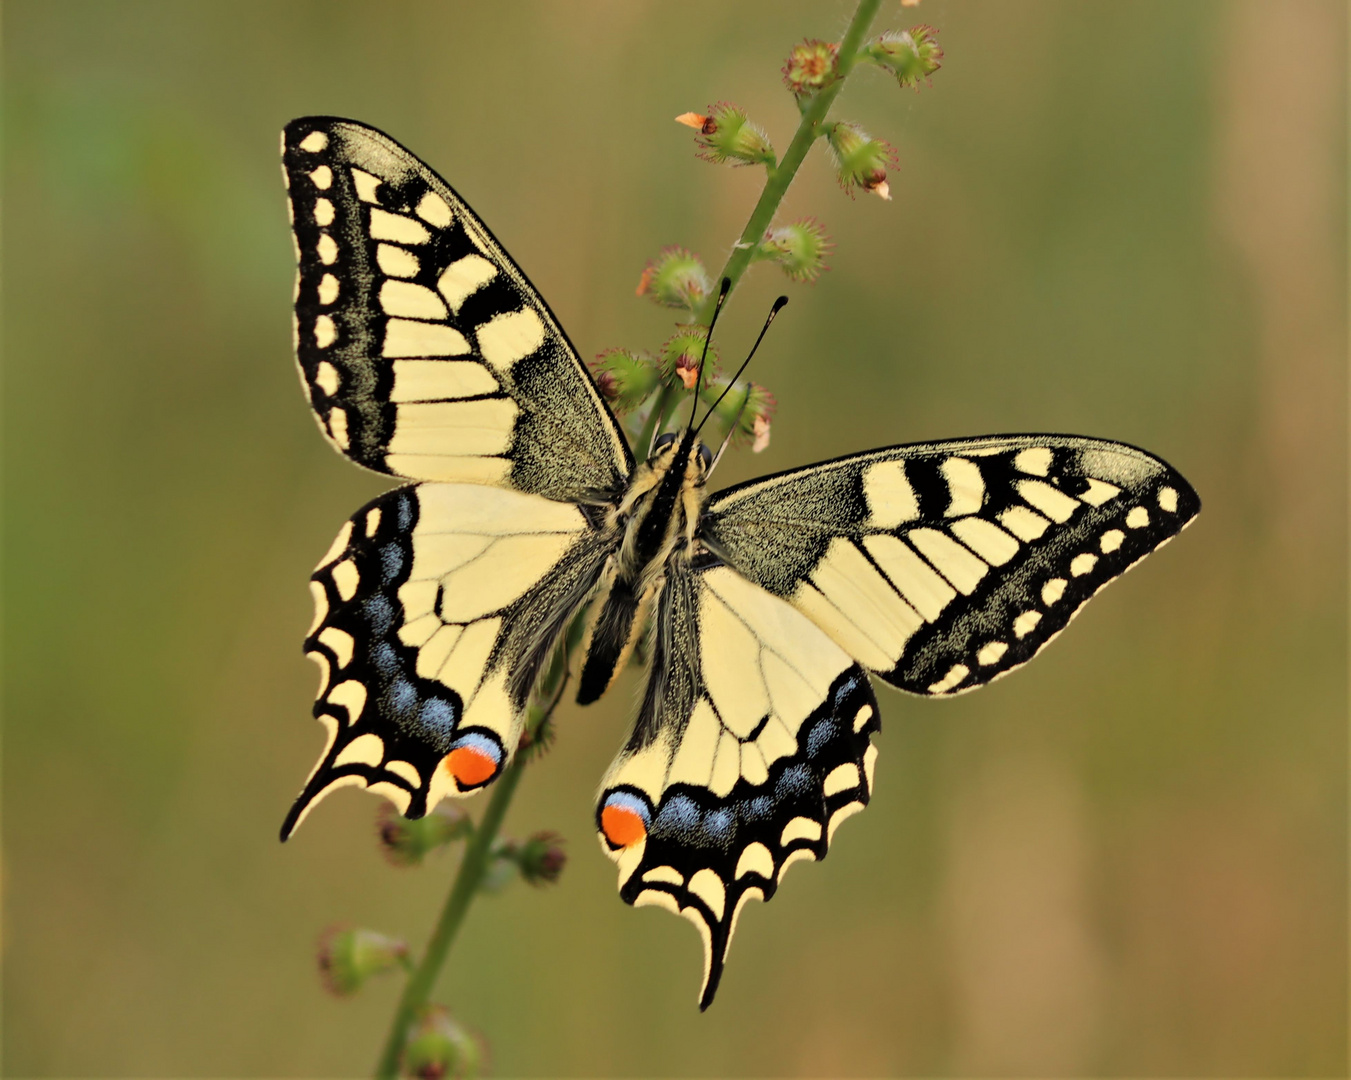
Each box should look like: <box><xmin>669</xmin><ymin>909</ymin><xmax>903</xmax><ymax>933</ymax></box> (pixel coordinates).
<box><xmin>279</xmin><ymin>117</ymin><xmax>1199</xmax><ymax>1008</ymax></box>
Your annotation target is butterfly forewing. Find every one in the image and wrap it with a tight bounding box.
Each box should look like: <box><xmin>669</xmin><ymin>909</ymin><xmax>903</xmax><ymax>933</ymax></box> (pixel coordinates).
<box><xmin>282</xmin><ymin>117</ymin><xmax>632</xmax><ymax>501</ymax></box>
<box><xmin>703</xmin><ymin>435</ymin><xmax>1200</xmax><ymax>696</ymax></box>
<box><xmin>282</xmin><ymin>482</ymin><xmax>611</xmax><ymax>839</ymax></box>
<box><xmin>594</xmin><ymin>563</ymin><xmax>880</xmax><ymax>1008</ymax></box>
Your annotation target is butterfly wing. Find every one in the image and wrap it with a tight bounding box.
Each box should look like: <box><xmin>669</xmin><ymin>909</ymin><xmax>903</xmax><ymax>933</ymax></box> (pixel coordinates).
<box><xmin>282</xmin><ymin>117</ymin><xmax>632</xmax><ymax>501</ymax></box>
<box><xmin>281</xmin><ymin>482</ymin><xmax>611</xmax><ymax>839</ymax></box>
<box><xmin>594</xmin><ymin>561</ymin><xmax>880</xmax><ymax>1009</ymax></box>
<box><xmin>702</xmin><ymin>435</ymin><xmax>1200</xmax><ymax>695</ymax></box>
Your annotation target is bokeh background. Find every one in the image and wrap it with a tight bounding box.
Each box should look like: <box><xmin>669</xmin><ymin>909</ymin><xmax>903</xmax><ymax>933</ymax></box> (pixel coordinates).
<box><xmin>5</xmin><ymin>1</ymin><xmax>1347</xmax><ymax>1076</ymax></box>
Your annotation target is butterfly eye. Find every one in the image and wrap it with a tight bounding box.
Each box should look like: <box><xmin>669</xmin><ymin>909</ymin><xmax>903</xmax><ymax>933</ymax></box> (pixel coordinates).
<box><xmin>652</xmin><ymin>432</ymin><xmax>677</xmax><ymax>455</ymax></box>
<box><xmin>697</xmin><ymin>443</ymin><xmax>714</xmax><ymax>471</ymax></box>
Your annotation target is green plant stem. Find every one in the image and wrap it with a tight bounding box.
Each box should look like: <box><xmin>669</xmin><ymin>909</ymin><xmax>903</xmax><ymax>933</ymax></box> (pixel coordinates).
<box><xmin>634</xmin><ymin>381</ymin><xmax>678</xmax><ymax>458</ymax></box>
<box><xmin>698</xmin><ymin>0</ymin><xmax>883</xmax><ymax>324</ymax></box>
<box><xmin>372</xmin><ymin>758</ymin><xmax>525</xmax><ymax>1078</ymax></box>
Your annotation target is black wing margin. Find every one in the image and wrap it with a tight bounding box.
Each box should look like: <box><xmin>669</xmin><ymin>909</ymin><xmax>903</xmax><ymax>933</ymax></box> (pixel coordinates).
<box><xmin>282</xmin><ymin>117</ymin><xmax>632</xmax><ymax>502</ymax></box>
<box><xmin>702</xmin><ymin>435</ymin><xmax>1200</xmax><ymax>696</ymax></box>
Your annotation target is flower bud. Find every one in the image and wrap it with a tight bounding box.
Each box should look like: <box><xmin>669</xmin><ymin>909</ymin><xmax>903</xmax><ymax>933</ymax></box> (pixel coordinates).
<box><xmin>377</xmin><ymin>803</ymin><xmax>472</xmax><ymax>868</ymax></box>
<box><xmin>865</xmin><ymin>26</ymin><xmax>943</xmax><ymax>89</ymax></box>
<box><xmin>317</xmin><ymin>925</ymin><xmax>408</xmax><ymax>996</ymax></box>
<box><xmin>401</xmin><ymin>1004</ymin><xmax>485</xmax><ymax>1079</ymax></box>
<box><xmin>782</xmin><ymin>39</ymin><xmax>839</xmax><ymax>95</ymax></box>
<box><xmin>637</xmin><ymin>246</ymin><xmax>712</xmax><ymax>312</ymax></box>
<box><xmin>825</xmin><ymin>121</ymin><xmax>897</xmax><ymax>199</ymax></box>
<box><xmin>760</xmin><ymin>218</ymin><xmax>833</xmax><ymax>283</ymax></box>
<box><xmin>678</xmin><ymin>102</ymin><xmax>775</xmax><ymax>168</ymax></box>
<box><xmin>478</xmin><ymin>843</ymin><xmax>520</xmax><ymax>893</ymax></box>
<box><xmin>515</xmin><ymin>831</ymin><xmax>567</xmax><ymax>885</ymax></box>
<box><xmin>589</xmin><ymin>348</ymin><xmax>660</xmax><ymax>413</ymax></box>
<box><xmin>699</xmin><ymin>379</ymin><xmax>776</xmax><ymax>452</ymax></box>
<box><xmin>661</xmin><ymin>326</ymin><xmax>719</xmax><ymax>390</ymax></box>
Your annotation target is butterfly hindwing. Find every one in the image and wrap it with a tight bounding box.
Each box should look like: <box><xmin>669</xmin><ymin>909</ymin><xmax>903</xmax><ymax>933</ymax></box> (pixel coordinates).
<box><xmin>282</xmin><ymin>482</ymin><xmax>611</xmax><ymax>839</ymax></box>
<box><xmin>702</xmin><ymin>435</ymin><xmax>1200</xmax><ymax>696</ymax></box>
<box><xmin>282</xmin><ymin>117</ymin><xmax>632</xmax><ymax>501</ymax></box>
<box><xmin>595</xmin><ymin>563</ymin><xmax>880</xmax><ymax>1008</ymax></box>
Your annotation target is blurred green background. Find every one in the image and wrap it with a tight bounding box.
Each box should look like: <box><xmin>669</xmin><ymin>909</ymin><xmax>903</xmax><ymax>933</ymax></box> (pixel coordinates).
<box><xmin>4</xmin><ymin>1</ymin><xmax>1347</xmax><ymax>1076</ymax></box>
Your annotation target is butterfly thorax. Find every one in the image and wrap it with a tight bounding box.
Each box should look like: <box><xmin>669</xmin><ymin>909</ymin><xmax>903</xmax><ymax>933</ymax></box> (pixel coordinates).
<box><xmin>578</xmin><ymin>430</ymin><xmax>710</xmax><ymax>704</ymax></box>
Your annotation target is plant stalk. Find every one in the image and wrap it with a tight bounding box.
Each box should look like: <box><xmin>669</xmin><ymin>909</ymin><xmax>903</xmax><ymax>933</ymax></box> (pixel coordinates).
<box><xmin>698</xmin><ymin>0</ymin><xmax>883</xmax><ymax>323</ymax></box>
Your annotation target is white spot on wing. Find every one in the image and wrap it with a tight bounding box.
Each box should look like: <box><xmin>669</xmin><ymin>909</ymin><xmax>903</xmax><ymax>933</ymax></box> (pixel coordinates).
<box><xmin>298</xmin><ymin>130</ymin><xmax>328</xmax><ymax>152</ymax></box>
<box><xmin>1070</xmin><ymin>552</ymin><xmax>1098</xmax><ymax>576</ymax></box>
<box><xmin>383</xmin><ymin>319</ymin><xmax>470</xmax><ymax>358</ymax></box>
<box><xmin>384</xmin><ymin>760</ymin><xmax>421</xmax><ymax>787</ymax></box>
<box><xmin>863</xmin><ymin>460</ymin><xmax>919</xmax><ymax>528</ymax></box>
<box><xmin>377</xmin><ymin>244</ymin><xmax>420</xmax><ymax>278</ymax></box>
<box><xmin>1017</xmin><ymin>479</ymin><xmax>1079</xmax><ymax>523</ymax></box>
<box><xmin>317</xmin><ymin>273</ymin><xmax>339</xmax><ymax>305</ymax></box>
<box><xmin>1126</xmin><ymin>506</ymin><xmax>1150</xmax><ymax>529</ymax></box>
<box><xmin>314</xmin><ymin>361</ymin><xmax>340</xmax><ymax>397</ymax></box>
<box><xmin>314</xmin><ymin>314</ymin><xmax>336</xmax><ymax>348</ymax></box>
<box><xmin>928</xmin><ymin>663</ymin><xmax>969</xmax><ymax>694</ymax></box>
<box><xmin>643</xmin><ymin>865</ymin><xmax>684</xmax><ymax>886</ymax></box>
<box><xmin>1013</xmin><ymin>610</ymin><xmax>1042</xmax><ymax>638</ymax></box>
<box><xmin>313</xmin><ymin>198</ymin><xmax>334</xmax><ymax>226</ymax></box>
<box><xmin>687</xmin><ymin>868</ymin><xmax>726</xmax><ymax>921</ymax></box>
<box><xmin>316</xmin><ymin>233</ymin><xmax>338</xmax><ymax>264</ymax></box>
<box><xmin>1014</xmin><ymin>447</ymin><xmax>1053</xmax><ymax>476</ymax></box>
<box><xmin>379</xmin><ymin>280</ymin><xmax>448</xmax><ymax>321</ymax></box>
<box><xmin>327</xmin><ymin>407</ymin><xmax>349</xmax><ymax>449</ymax></box>
<box><xmin>1041</xmin><ymin>578</ymin><xmax>1068</xmax><ymax>605</ymax></box>
<box><xmin>350</xmin><ymin>167</ymin><xmax>381</xmax><ymax>203</ymax></box>
<box><xmin>317</xmin><ymin>626</ymin><xmax>354</xmax><ymax>668</ymax></box>
<box><xmin>308</xmin><ymin>165</ymin><xmax>332</xmax><ymax>189</ymax></box>
<box><xmin>998</xmin><ymin>505</ymin><xmax>1051</xmax><ymax>541</ymax></box>
<box><xmin>476</xmin><ymin>309</ymin><xmax>546</xmax><ymax>370</ymax></box>
<box><xmin>949</xmin><ymin>517</ymin><xmax>1019</xmax><ymax>565</ymax></box>
<box><xmin>330</xmin><ymin>558</ymin><xmax>359</xmax><ymax>600</ymax></box>
<box><xmin>328</xmin><ymin>680</ymin><xmax>367</xmax><ymax>724</ymax></box>
<box><xmin>1099</xmin><ymin>529</ymin><xmax>1125</xmax><ymax>553</ymax></box>
<box><xmin>853</xmin><ymin>703</ymin><xmax>874</xmax><ymax>733</ymax></box>
<box><xmin>416</xmin><ymin>191</ymin><xmax>453</xmax><ymax>227</ymax></box>
<box><xmin>334</xmin><ymin>732</ymin><xmax>384</xmax><ymax>768</ymax></box>
<box><xmin>823</xmin><ymin>763</ymin><xmax>861</xmax><ymax>796</ymax></box>
<box><xmin>369</xmin><ymin>207</ymin><xmax>431</xmax><ymax>245</ymax></box>
<box><xmin>976</xmin><ymin>641</ymin><xmax>1008</xmax><ymax>666</ymax></box>
<box><xmin>907</xmin><ymin>528</ymin><xmax>987</xmax><ymax>594</ymax></box>
<box><xmin>437</xmin><ymin>255</ymin><xmax>499</xmax><ymax>313</ymax></box>
<box><xmin>1080</xmin><ymin>478</ymin><xmax>1121</xmax><ymax>506</ymax></box>
<box><xmin>1158</xmin><ymin>486</ymin><xmax>1179</xmax><ymax>512</ymax></box>
<box><xmin>941</xmin><ymin>457</ymin><xmax>984</xmax><ymax>516</ymax></box>
<box><xmin>780</xmin><ymin>817</ymin><xmax>822</xmax><ymax>845</ymax></box>
<box><xmin>735</xmin><ymin>842</ymin><xmax>774</xmax><ymax>880</ymax></box>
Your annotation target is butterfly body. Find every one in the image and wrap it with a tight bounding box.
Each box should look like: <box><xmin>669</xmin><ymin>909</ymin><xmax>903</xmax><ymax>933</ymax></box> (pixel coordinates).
<box><xmin>279</xmin><ymin>117</ymin><xmax>1200</xmax><ymax>1009</ymax></box>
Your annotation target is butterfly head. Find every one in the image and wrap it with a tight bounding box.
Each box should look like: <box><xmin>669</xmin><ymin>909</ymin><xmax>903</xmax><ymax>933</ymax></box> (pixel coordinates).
<box><xmin>650</xmin><ymin>430</ymin><xmax>714</xmax><ymax>483</ymax></box>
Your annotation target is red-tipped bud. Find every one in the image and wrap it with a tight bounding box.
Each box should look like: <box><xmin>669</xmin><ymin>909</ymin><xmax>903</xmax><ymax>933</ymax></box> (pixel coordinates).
<box><xmin>674</xmin><ymin>112</ymin><xmax>710</xmax><ymax>131</ymax></box>
<box><xmin>684</xmin><ymin>102</ymin><xmax>775</xmax><ymax>168</ymax></box>
<box><xmin>825</xmin><ymin>121</ymin><xmax>897</xmax><ymax>199</ymax></box>
<box><xmin>401</xmin><ymin>1005</ymin><xmax>486</xmax><ymax>1079</ymax></box>
<box><xmin>589</xmin><ymin>348</ymin><xmax>660</xmax><ymax>413</ymax></box>
<box><xmin>515</xmin><ymin>831</ymin><xmax>567</xmax><ymax>886</ymax></box>
<box><xmin>760</xmin><ymin>218</ymin><xmax>834</xmax><ymax>283</ymax></box>
<box><xmin>699</xmin><ymin>378</ymin><xmax>777</xmax><ymax>453</ymax></box>
<box><xmin>637</xmin><ymin>246</ymin><xmax>713</xmax><ymax>312</ymax></box>
<box><xmin>865</xmin><ymin>26</ymin><xmax>943</xmax><ymax>89</ymax></box>
<box><xmin>377</xmin><ymin>803</ymin><xmax>472</xmax><ymax>868</ymax></box>
<box><xmin>316</xmin><ymin>925</ymin><xmax>408</xmax><ymax>996</ymax></box>
<box><xmin>782</xmin><ymin>39</ymin><xmax>839</xmax><ymax>95</ymax></box>
<box><xmin>660</xmin><ymin>326</ymin><xmax>719</xmax><ymax>390</ymax></box>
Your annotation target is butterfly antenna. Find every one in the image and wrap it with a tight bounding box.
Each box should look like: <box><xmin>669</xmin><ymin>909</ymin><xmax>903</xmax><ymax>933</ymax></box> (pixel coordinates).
<box><xmin>694</xmin><ymin>295</ymin><xmax>787</xmax><ymax>438</ymax></box>
<box><xmin>687</xmin><ymin>278</ymin><xmax>732</xmax><ymax>430</ymax></box>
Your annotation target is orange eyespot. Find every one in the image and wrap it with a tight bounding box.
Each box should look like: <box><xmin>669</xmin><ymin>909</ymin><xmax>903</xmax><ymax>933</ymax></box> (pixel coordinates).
<box><xmin>601</xmin><ymin>804</ymin><xmax>648</xmax><ymax>848</ymax></box>
<box><xmin>446</xmin><ymin>746</ymin><xmax>497</xmax><ymax>787</ymax></box>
